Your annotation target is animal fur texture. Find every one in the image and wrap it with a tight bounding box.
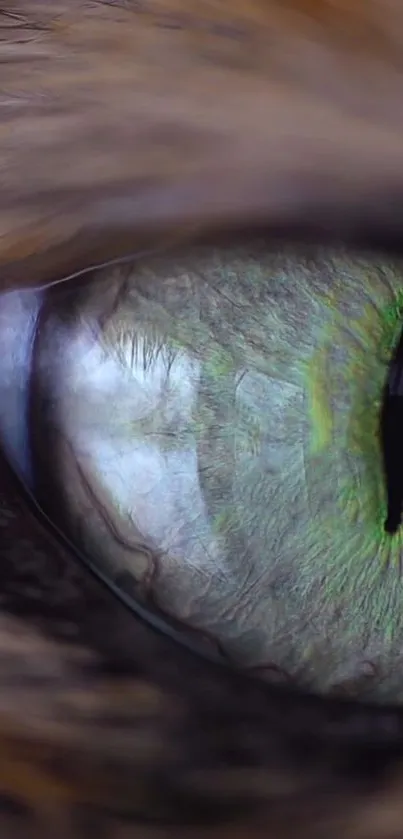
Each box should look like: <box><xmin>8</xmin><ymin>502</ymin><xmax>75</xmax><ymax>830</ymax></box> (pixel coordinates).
<box><xmin>2</xmin><ymin>0</ymin><xmax>403</xmax><ymax>284</ymax></box>
<box><xmin>3</xmin><ymin>2</ymin><xmax>403</xmax><ymax>838</ymax></box>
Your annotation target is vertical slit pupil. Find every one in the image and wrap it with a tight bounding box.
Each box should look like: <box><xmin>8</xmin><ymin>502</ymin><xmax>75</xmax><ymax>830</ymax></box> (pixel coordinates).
<box><xmin>381</xmin><ymin>322</ymin><xmax>403</xmax><ymax>534</ymax></box>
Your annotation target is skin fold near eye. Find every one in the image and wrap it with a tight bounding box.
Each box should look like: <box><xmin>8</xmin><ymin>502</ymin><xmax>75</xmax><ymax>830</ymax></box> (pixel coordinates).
<box><xmin>24</xmin><ymin>243</ymin><xmax>403</xmax><ymax>702</ymax></box>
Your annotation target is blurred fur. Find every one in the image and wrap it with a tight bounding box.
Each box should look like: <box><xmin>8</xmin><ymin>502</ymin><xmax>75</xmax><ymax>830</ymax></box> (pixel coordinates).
<box><xmin>2</xmin><ymin>1</ymin><xmax>403</xmax><ymax>285</ymax></box>
<box><xmin>4</xmin><ymin>450</ymin><xmax>403</xmax><ymax>839</ymax></box>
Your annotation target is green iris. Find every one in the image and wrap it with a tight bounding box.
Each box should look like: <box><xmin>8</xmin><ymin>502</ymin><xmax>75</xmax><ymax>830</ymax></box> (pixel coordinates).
<box><xmin>43</xmin><ymin>247</ymin><xmax>403</xmax><ymax>700</ymax></box>
<box><xmin>302</xmin><ymin>266</ymin><xmax>403</xmax><ymax>668</ymax></box>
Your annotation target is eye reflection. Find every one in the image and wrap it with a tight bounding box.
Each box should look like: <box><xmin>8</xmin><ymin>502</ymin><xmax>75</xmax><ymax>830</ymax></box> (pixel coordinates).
<box><xmin>2</xmin><ymin>244</ymin><xmax>403</xmax><ymax>701</ymax></box>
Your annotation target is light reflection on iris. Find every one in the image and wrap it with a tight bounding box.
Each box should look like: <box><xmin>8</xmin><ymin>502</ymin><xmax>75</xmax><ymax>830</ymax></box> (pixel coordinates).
<box><xmin>2</xmin><ymin>244</ymin><xmax>403</xmax><ymax>701</ymax></box>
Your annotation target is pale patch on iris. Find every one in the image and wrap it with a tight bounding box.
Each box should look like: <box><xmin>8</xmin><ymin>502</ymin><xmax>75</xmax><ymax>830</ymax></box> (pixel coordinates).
<box><xmin>304</xmin><ymin>335</ymin><xmax>334</xmax><ymax>456</ymax></box>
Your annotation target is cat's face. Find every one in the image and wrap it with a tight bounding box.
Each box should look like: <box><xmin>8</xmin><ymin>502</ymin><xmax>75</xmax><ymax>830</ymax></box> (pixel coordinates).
<box><xmin>3</xmin><ymin>3</ymin><xmax>403</xmax><ymax>838</ymax></box>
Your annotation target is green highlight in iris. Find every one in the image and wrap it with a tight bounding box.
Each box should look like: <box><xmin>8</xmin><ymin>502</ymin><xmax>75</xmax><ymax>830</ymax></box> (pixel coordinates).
<box><xmin>302</xmin><ymin>279</ymin><xmax>403</xmax><ymax>649</ymax></box>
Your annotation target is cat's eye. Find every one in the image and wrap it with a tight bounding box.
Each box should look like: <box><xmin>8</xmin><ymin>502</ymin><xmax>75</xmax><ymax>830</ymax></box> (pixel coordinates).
<box><xmin>2</xmin><ymin>241</ymin><xmax>403</xmax><ymax>702</ymax></box>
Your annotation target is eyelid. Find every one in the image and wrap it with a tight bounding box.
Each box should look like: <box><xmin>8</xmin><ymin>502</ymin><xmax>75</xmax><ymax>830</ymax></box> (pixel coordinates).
<box><xmin>26</xmin><ymin>249</ymin><xmax>162</xmax><ymax>295</ymax></box>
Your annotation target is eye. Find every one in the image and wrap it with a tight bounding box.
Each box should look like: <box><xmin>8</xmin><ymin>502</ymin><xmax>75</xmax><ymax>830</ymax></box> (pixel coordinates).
<box><xmin>1</xmin><ymin>242</ymin><xmax>403</xmax><ymax>702</ymax></box>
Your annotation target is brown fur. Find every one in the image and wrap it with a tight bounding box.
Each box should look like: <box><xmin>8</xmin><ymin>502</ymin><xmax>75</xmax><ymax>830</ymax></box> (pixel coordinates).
<box><xmin>2</xmin><ymin>0</ymin><xmax>403</xmax><ymax>285</ymax></box>
<box><xmin>2</xmin><ymin>2</ymin><xmax>403</xmax><ymax>837</ymax></box>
